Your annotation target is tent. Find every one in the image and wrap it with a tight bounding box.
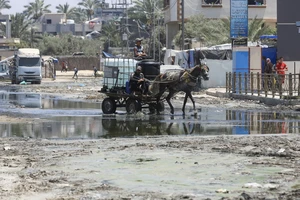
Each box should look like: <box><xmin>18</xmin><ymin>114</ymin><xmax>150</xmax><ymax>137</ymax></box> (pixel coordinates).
<box><xmin>102</xmin><ymin>51</ymin><xmax>115</xmax><ymax>58</ymax></box>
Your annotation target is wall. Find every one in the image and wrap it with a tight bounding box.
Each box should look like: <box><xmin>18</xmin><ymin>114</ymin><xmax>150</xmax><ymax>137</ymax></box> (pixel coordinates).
<box><xmin>201</xmin><ymin>60</ymin><xmax>232</xmax><ymax>88</ymax></box>
<box><xmin>277</xmin><ymin>0</ymin><xmax>300</xmax><ymax>61</ymax></box>
<box><xmin>55</xmin><ymin>56</ymin><xmax>100</xmax><ymax>71</ymax></box>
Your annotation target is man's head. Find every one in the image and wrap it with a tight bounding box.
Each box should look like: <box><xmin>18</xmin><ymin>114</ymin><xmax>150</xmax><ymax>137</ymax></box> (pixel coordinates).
<box><xmin>135</xmin><ymin>38</ymin><xmax>143</xmax><ymax>45</ymax></box>
<box><xmin>266</xmin><ymin>58</ymin><xmax>271</xmax><ymax>63</ymax></box>
<box><xmin>279</xmin><ymin>57</ymin><xmax>284</xmax><ymax>62</ymax></box>
<box><xmin>136</xmin><ymin>66</ymin><xmax>142</xmax><ymax>74</ymax></box>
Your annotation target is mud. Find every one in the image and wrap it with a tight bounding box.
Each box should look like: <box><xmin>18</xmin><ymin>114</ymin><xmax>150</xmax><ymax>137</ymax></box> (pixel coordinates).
<box><xmin>0</xmin><ymin>72</ymin><xmax>300</xmax><ymax>199</ymax></box>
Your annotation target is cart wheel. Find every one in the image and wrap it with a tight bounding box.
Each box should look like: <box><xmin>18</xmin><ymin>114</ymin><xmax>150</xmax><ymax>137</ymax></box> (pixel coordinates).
<box><xmin>126</xmin><ymin>99</ymin><xmax>141</xmax><ymax>114</ymax></box>
<box><xmin>149</xmin><ymin>103</ymin><xmax>156</xmax><ymax>114</ymax></box>
<box><xmin>157</xmin><ymin>101</ymin><xmax>165</xmax><ymax>112</ymax></box>
<box><xmin>102</xmin><ymin>98</ymin><xmax>117</xmax><ymax>114</ymax></box>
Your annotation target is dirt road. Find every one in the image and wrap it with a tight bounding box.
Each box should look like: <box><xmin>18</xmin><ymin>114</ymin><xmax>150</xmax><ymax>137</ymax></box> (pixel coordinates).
<box><xmin>0</xmin><ymin>71</ymin><xmax>299</xmax><ymax>200</ymax></box>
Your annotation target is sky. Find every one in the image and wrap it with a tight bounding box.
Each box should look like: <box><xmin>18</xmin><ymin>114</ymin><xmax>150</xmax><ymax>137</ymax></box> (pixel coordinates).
<box><xmin>1</xmin><ymin>0</ymin><xmax>114</xmax><ymax>15</ymax></box>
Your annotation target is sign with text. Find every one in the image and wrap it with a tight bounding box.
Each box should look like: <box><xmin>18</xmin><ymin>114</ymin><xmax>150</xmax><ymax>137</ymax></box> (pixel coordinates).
<box><xmin>230</xmin><ymin>0</ymin><xmax>248</xmax><ymax>38</ymax></box>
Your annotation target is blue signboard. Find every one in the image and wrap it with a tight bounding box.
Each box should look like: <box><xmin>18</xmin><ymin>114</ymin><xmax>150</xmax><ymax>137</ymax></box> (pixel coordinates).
<box><xmin>230</xmin><ymin>0</ymin><xmax>248</xmax><ymax>38</ymax></box>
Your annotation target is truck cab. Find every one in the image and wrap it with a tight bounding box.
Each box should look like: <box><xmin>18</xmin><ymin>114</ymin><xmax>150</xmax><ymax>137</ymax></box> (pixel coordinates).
<box><xmin>11</xmin><ymin>48</ymin><xmax>42</xmax><ymax>84</ymax></box>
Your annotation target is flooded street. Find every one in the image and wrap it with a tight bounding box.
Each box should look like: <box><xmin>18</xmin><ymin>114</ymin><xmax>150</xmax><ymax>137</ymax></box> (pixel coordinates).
<box><xmin>0</xmin><ymin>78</ymin><xmax>299</xmax><ymax>199</ymax></box>
<box><xmin>0</xmin><ymin>92</ymin><xmax>300</xmax><ymax>138</ymax></box>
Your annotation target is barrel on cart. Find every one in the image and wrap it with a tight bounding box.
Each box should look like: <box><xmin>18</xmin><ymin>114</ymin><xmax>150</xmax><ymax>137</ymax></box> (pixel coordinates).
<box><xmin>99</xmin><ymin>58</ymin><xmax>164</xmax><ymax>114</ymax></box>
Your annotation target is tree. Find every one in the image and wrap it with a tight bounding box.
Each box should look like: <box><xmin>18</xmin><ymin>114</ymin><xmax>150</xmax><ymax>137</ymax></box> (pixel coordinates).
<box><xmin>56</xmin><ymin>2</ymin><xmax>76</xmax><ymax>19</ymax></box>
<box><xmin>0</xmin><ymin>0</ymin><xmax>11</xmax><ymax>14</ymax></box>
<box><xmin>6</xmin><ymin>13</ymin><xmax>31</xmax><ymax>39</ymax></box>
<box><xmin>23</xmin><ymin>0</ymin><xmax>51</xmax><ymax>22</ymax></box>
<box><xmin>73</xmin><ymin>7</ymin><xmax>87</xmax><ymax>23</ymax></box>
<box><xmin>173</xmin><ymin>15</ymin><xmax>277</xmax><ymax>48</ymax></box>
<box><xmin>100</xmin><ymin>21</ymin><xmax>122</xmax><ymax>50</ymax></box>
<box><xmin>77</xmin><ymin>0</ymin><xmax>101</xmax><ymax>20</ymax></box>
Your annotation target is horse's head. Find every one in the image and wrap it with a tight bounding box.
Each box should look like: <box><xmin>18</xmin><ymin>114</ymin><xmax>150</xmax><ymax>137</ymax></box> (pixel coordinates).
<box><xmin>200</xmin><ymin>62</ymin><xmax>209</xmax><ymax>81</ymax></box>
<box><xmin>191</xmin><ymin>63</ymin><xmax>209</xmax><ymax>81</ymax></box>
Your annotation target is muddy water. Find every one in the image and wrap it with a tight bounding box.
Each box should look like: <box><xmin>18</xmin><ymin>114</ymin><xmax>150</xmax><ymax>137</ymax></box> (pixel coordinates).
<box><xmin>0</xmin><ymin>93</ymin><xmax>299</xmax><ymax>138</ymax></box>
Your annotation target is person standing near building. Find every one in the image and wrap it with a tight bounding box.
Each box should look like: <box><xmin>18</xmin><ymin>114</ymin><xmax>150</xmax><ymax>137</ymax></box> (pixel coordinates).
<box><xmin>73</xmin><ymin>67</ymin><xmax>78</xmax><ymax>79</ymax></box>
<box><xmin>264</xmin><ymin>58</ymin><xmax>273</xmax><ymax>89</ymax></box>
<box><xmin>275</xmin><ymin>57</ymin><xmax>288</xmax><ymax>84</ymax></box>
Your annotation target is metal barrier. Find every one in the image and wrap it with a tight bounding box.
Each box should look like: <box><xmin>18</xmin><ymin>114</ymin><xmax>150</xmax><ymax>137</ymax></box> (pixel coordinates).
<box><xmin>226</xmin><ymin>72</ymin><xmax>300</xmax><ymax>99</ymax></box>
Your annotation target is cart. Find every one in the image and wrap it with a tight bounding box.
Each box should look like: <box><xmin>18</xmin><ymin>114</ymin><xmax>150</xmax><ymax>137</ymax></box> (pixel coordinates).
<box><xmin>99</xmin><ymin>58</ymin><xmax>164</xmax><ymax>114</ymax></box>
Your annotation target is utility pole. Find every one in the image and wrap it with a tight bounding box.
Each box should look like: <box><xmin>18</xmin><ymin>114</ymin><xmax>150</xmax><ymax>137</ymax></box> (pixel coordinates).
<box><xmin>181</xmin><ymin>0</ymin><xmax>184</xmax><ymax>50</ymax></box>
<box><xmin>153</xmin><ymin>2</ymin><xmax>156</xmax><ymax>60</ymax></box>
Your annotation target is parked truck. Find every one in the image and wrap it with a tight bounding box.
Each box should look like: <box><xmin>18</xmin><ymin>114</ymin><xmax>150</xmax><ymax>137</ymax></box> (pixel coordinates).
<box><xmin>11</xmin><ymin>48</ymin><xmax>42</xmax><ymax>84</ymax></box>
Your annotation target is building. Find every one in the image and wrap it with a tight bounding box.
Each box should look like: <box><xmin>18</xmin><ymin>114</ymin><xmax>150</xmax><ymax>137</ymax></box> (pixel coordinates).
<box><xmin>277</xmin><ymin>0</ymin><xmax>300</xmax><ymax>61</ymax></box>
<box><xmin>0</xmin><ymin>15</ymin><xmax>20</xmax><ymax>51</ymax></box>
<box><xmin>34</xmin><ymin>13</ymin><xmax>101</xmax><ymax>36</ymax></box>
<box><xmin>163</xmin><ymin>0</ymin><xmax>277</xmax><ymax>49</ymax></box>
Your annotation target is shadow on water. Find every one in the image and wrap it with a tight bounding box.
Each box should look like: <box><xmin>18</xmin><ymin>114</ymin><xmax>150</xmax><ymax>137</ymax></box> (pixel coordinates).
<box><xmin>0</xmin><ymin>92</ymin><xmax>299</xmax><ymax>139</ymax></box>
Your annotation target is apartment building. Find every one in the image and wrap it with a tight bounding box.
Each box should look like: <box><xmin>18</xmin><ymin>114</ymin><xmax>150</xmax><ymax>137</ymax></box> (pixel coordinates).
<box><xmin>163</xmin><ymin>0</ymin><xmax>277</xmax><ymax>48</ymax></box>
<box><xmin>34</xmin><ymin>13</ymin><xmax>101</xmax><ymax>36</ymax></box>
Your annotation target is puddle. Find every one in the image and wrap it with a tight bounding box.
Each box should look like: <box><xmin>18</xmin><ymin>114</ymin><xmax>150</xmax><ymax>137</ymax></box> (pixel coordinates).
<box><xmin>0</xmin><ymin>92</ymin><xmax>299</xmax><ymax>138</ymax></box>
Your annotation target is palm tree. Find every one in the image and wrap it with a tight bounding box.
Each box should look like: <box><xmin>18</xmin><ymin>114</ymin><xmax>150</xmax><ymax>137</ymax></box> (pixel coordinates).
<box><xmin>73</xmin><ymin>7</ymin><xmax>87</xmax><ymax>23</ymax></box>
<box><xmin>23</xmin><ymin>0</ymin><xmax>51</xmax><ymax>22</ymax></box>
<box><xmin>101</xmin><ymin>21</ymin><xmax>122</xmax><ymax>49</ymax></box>
<box><xmin>248</xmin><ymin>16</ymin><xmax>275</xmax><ymax>42</ymax></box>
<box><xmin>0</xmin><ymin>0</ymin><xmax>11</xmax><ymax>14</ymax></box>
<box><xmin>77</xmin><ymin>0</ymin><xmax>101</xmax><ymax>20</ymax></box>
<box><xmin>8</xmin><ymin>13</ymin><xmax>31</xmax><ymax>39</ymax></box>
<box><xmin>56</xmin><ymin>2</ymin><xmax>76</xmax><ymax>19</ymax></box>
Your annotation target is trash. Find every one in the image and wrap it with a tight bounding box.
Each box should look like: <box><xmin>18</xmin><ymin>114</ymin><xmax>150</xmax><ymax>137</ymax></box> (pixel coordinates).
<box><xmin>79</xmin><ymin>84</ymin><xmax>85</xmax><ymax>87</ymax></box>
<box><xmin>263</xmin><ymin>183</ymin><xmax>279</xmax><ymax>190</ymax></box>
<box><xmin>68</xmin><ymin>86</ymin><xmax>71</xmax><ymax>89</ymax></box>
<box><xmin>20</xmin><ymin>81</ymin><xmax>27</xmax><ymax>85</ymax></box>
<box><xmin>243</xmin><ymin>182</ymin><xmax>263</xmax><ymax>188</ymax></box>
<box><xmin>216</xmin><ymin>189</ymin><xmax>229</xmax><ymax>193</ymax></box>
<box><xmin>3</xmin><ymin>146</ymin><xmax>11</xmax><ymax>151</ymax></box>
<box><xmin>278</xmin><ymin>148</ymin><xmax>285</xmax><ymax>153</ymax></box>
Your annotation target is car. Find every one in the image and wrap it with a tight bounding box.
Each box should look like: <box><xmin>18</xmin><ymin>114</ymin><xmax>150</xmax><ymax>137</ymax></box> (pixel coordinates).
<box><xmin>0</xmin><ymin>70</ymin><xmax>10</xmax><ymax>80</ymax></box>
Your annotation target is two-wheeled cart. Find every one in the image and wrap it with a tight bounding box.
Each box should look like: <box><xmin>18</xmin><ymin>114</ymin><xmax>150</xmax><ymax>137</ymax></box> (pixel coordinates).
<box><xmin>99</xmin><ymin>57</ymin><xmax>164</xmax><ymax>114</ymax></box>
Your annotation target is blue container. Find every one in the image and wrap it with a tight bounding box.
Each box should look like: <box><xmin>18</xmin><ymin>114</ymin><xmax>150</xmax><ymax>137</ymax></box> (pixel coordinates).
<box><xmin>232</xmin><ymin>49</ymin><xmax>249</xmax><ymax>93</ymax></box>
<box><xmin>125</xmin><ymin>81</ymin><xmax>131</xmax><ymax>94</ymax></box>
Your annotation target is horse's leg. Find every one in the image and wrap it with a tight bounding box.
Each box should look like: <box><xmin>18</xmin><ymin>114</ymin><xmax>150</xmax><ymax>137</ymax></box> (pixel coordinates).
<box><xmin>182</xmin><ymin>93</ymin><xmax>189</xmax><ymax>115</ymax></box>
<box><xmin>185</xmin><ymin>91</ymin><xmax>197</xmax><ymax>115</ymax></box>
<box><xmin>166</xmin><ymin>90</ymin><xmax>175</xmax><ymax>114</ymax></box>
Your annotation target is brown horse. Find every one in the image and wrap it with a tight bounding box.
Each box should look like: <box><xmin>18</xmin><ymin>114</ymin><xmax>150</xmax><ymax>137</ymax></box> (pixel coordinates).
<box><xmin>149</xmin><ymin>64</ymin><xmax>209</xmax><ymax>115</ymax></box>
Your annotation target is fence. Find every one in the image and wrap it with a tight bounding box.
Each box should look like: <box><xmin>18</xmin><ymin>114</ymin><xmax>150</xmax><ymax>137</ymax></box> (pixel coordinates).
<box><xmin>226</xmin><ymin>72</ymin><xmax>300</xmax><ymax>99</ymax></box>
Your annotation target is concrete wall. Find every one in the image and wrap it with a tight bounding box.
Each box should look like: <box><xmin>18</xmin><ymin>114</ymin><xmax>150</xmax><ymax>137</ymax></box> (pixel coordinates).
<box><xmin>277</xmin><ymin>0</ymin><xmax>300</xmax><ymax>61</ymax></box>
<box><xmin>55</xmin><ymin>56</ymin><xmax>101</xmax><ymax>71</ymax></box>
<box><xmin>201</xmin><ymin>60</ymin><xmax>232</xmax><ymax>88</ymax></box>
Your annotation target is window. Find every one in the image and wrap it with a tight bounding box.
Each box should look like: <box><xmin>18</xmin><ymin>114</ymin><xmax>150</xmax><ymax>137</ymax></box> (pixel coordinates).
<box><xmin>248</xmin><ymin>0</ymin><xmax>266</xmax><ymax>6</ymax></box>
<box><xmin>46</xmin><ymin>19</ymin><xmax>52</xmax><ymax>24</ymax></box>
<box><xmin>203</xmin><ymin>0</ymin><xmax>221</xmax><ymax>5</ymax></box>
<box><xmin>202</xmin><ymin>0</ymin><xmax>222</xmax><ymax>7</ymax></box>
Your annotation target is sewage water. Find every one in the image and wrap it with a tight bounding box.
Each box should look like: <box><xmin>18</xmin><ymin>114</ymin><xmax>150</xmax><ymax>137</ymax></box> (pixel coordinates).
<box><xmin>0</xmin><ymin>93</ymin><xmax>299</xmax><ymax>139</ymax></box>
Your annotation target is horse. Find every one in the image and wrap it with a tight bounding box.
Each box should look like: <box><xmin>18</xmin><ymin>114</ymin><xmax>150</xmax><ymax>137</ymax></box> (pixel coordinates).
<box><xmin>149</xmin><ymin>63</ymin><xmax>209</xmax><ymax>115</ymax></box>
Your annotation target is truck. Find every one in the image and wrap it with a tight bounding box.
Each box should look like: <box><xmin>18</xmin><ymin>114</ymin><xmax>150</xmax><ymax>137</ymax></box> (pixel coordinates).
<box><xmin>11</xmin><ymin>48</ymin><xmax>42</xmax><ymax>84</ymax></box>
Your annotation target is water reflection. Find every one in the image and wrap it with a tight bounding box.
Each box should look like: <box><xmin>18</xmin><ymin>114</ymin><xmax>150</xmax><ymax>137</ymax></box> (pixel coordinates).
<box><xmin>0</xmin><ymin>95</ymin><xmax>299</xmax><ymax>138</ymax></box>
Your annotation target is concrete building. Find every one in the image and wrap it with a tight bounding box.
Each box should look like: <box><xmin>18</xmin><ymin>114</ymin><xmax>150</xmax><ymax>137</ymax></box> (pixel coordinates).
<box><xmin>0</xmin><ymin>15</ymin><xmax>20</xmax><ymax>51</ymax></box>
<box><xmin>277</xmin><ymin>0</ymin><xmax>300</xmax><ymax>61</ymax></box>
<box><xmin>34</xmin><ymin>13</ymin><xmax>101</xmax><ymax>36</ymax></box>
<box><xmin>163</xmin><ymin>0</ymin><xmax>277</xmax><ymax>48</ymax></box>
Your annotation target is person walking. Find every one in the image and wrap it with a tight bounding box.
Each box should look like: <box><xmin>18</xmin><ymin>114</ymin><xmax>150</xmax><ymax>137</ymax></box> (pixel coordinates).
<box><xmin>93</xmin><ymin>66</ymin><xmax>98</xmax><ymax>77</ymax></box>
<box><xmin>73</xmin><ymin>67</ymin><xmax>78</xmax><ymax>79</ymax></box>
